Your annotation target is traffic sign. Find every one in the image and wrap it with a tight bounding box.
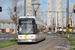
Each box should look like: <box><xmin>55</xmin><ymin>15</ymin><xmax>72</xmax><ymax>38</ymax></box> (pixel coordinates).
<box><xmin>61</xmin><ymin>26</ymin><xmax>63</xmax><ymax>28</ymax></box>
<box><xmin>0</xmin><ymin>7</ymin><xmax>2</xmax><ymax>12</ymax></box>
<box><xmin>6</xmin><ymin>28</ymin><xmax>10</xmax><ymax>33</ymax></box>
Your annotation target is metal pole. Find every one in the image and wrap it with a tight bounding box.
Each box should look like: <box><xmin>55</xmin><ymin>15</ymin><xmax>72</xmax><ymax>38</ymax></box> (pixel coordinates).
<box><xmin>35</xmin><ymin>11</ymin><xmax>36</xmax><ymax>16</ymax></box>
<box><xmin>66</xmin><ymin>0</ymin><xmax>69</xmax><ymax>34</ymax></box>
<box><xmin>51</xmin><ymin>15</ymin><xmax>53</xmax><ymax>33</ymax></box>
<box><xmin>62</xmin><ymin>11</ymin><xmax>63</xmax><ymax>27</ymax></box>
<box><xmin>56</xmin><ymin>12</ymin><xmax>58</xmax><ymax>32</ymax></box>
<box><xmin>0</xmin><ymin>23</ymin><xmax>1</xmax><ymax>33</ymax></box>
<box><xmin>15</xmin><ymin>7</ymin><xmax>17</xmax><ymax>40</ymax></box>
<box><xmin>15</xmin><ymin>1</ymin><xmax>17</xmax><ymax>40</ymax></box>
<box><xmin>24</xmin><ymin>0</ymin><xmax>26</xmax><ymax>16</ymax></box>
<box><xmin>67</xmin><ymin>0</ymin><xmax>69</xmax><ymax>24</ymax></box>
<box><xmin>57</xmin><ymin>12</ymin><xmax>58</xmax><ymax>31</ymax></box>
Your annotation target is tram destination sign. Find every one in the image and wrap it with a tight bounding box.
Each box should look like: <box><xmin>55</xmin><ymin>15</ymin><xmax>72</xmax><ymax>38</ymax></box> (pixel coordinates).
<box><xmin>21</xmin><ymin>21</ymin><xmax>32</xmax><ymax>23</ymax></box>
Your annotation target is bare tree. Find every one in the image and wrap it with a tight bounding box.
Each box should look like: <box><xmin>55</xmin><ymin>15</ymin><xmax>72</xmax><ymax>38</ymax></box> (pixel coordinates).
<box><xmin>8</xmin><ymin>0</ymin><xmax>23</xmax><ymax>25</ymax></box>
<box><xmin>8</xmin><ymin>0</ymin><xmax>23</xmax><ymax>39</ymax></box>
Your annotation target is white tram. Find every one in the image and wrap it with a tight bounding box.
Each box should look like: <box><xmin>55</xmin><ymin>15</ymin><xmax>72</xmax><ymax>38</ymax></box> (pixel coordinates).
<box><xmin>18</xmin><ymin>16</ymin><xmax>46</xmax><ymax>43</ymax></box>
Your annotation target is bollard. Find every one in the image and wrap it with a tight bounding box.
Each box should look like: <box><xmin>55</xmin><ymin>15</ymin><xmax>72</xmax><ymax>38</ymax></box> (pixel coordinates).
<box><xmin>67</xmin><ymin>34</ymin><xmax>69</xmax><ymax>38</ymax></box>
<box><xmin>66</xmin><ymin>33</ymin><xmax>67</xmax><ymax>36</ymax></box>
<box><xmin>63</xmin><ymin>33</ymin><xmax>64</xmax><ymax>36</ymax></box>
<box><xmin>58</xmin><ymin>33</ymin><xmax>60</xmax><ymax>36</ymax></box>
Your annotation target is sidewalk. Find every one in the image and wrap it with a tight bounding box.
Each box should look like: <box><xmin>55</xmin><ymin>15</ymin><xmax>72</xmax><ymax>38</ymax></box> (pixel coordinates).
<box><xmin>70</xmin><ymin>35</ymin><xmax>75</xmax><ymax>38</ymax></box>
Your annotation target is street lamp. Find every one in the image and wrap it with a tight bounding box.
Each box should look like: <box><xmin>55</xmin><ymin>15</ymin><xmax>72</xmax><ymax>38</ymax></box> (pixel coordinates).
<box><xmin>32</xmin><ymin>3</ymin><xmax>40</xmax><ymax>17</ymax></box>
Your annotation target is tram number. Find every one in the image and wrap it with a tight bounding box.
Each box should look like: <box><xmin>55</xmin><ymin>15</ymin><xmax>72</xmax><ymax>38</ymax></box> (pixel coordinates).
<box><xmin>24</xmin><ymin>35</ymin><xmax>28</xmax><ymax>39</ymax></box>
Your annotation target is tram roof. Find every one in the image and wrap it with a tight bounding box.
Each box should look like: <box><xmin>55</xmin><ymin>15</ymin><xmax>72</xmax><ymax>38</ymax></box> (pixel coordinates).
<box><xmin>19</xmin><ymin>16</ymin><xmax>36</xmax><ymax>19</ymax></box>
<box><xmin>19</xmin><ymin>16</ymin><xmax>46</xmax><ymax>26</ymax></box>
<box><xmin>19</xmin><ymin>16</ymin><xmax>43</xmax><ymax>22</ymax></box>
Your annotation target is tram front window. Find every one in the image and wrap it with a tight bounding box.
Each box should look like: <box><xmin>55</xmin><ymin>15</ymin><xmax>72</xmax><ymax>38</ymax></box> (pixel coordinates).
<box><xmin>19</xmin><ymin>19</ymin><xmax>35</xmax><ymax>34</ymax></box>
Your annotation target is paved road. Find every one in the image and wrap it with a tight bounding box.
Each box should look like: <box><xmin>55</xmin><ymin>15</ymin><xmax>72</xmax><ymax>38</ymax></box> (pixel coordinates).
<box><xmin>0</xmin><ymin>34</ymin><xmax>75</xmax><ymax>42</ymax></box>
<box><xmin>0</xmin><ymin>35</ymin><xmax>70</xmax><ymax>50</ymax></box>
<box><xmin>0</xmin><ymin>34</ymin><xmax>17</xmax><ymax>42</ymax></box>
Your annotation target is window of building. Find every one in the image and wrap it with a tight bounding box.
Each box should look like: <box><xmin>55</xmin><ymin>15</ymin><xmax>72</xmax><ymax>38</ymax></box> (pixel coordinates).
<box><xmin>27</xmin><ymin>11</ymin><xmax>29</xmax><ymax>14</ymax></box>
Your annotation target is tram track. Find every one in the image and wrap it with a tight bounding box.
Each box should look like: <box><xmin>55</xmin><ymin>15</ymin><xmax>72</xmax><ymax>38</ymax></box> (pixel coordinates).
<box><xmin>9</xmin><ymin>45</ymin><xmax>29</xmax><ymax>50</ymax></box>
<box><xmin>29</xmin><ymin>38</ymin><xmax>55</xmax><ymax>50</ymax></box>
<box><xmin>40</xmin><ymin>38</ymin><xmax>58</xmax><ymax>50</ymax></box>
<box><xmin>0</xmin><ymin>44</ymin><xmax>31</xmax><ymax>50</ymax></box>
<box><xmin>0</xmin><ymin>36</ymin><xmax>69</xmax><ymax>50</ymax></box>
<box><xmin>44</xmin><ymin>38</ymin><xmax>63</xmax><ymax>50</ymax></box>
<box><xmin>15</xmin><ymin>38</ymin><xmax>54</xmax><ymax>50</ymax></box>
<box><xmin>13</xmin><ymin>45</ymin><xmax>31</xmax><ymax>50</ymax></box>
<box><xmin>58</xmin><ymin>39</ymin><xmax>66</xmax><ymax>50</ymax></box>
<box><xmin>18</xmin><ymin>37</ymin><xmax>61</xmax><ymax>50</ymax></box>
<box><xmin>45</xmin><ymin>40</ymin><xmax>59</xmax><ymax>50</ymax></box>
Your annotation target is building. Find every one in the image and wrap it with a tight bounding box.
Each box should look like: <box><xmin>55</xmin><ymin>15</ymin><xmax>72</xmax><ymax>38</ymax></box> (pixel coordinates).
<box><xmin>71</xmin><ymin>17</ymin><xmax>75</xmax><ymax>27</ymax></box>
<box><xmin>44</xmin><ymin>17</ymin><xmax>47</xmax><ymax>26</ymax></box>
<box><xmin>36</xmin><ymin>0</ymin><xmax>39</xmax><ymax>17</ymax></box>
<box><xmin>56</xmin><ymin>0</ymin><xmax>63</xmax><ymax>27</ymax></box>
<box><xmin>40</xmin><ymin>17</ymin><xmax>47</xmax><ymax>26</ymax></box>
<box><xmin>0</xmin><ymin>22</ymin><xmax>15</xmax><ymax>33</ymax></box>
<box><xmin>63</xmin><ymin>17</ymin><xmax>66</xmax><ymax>27</ymax></box>
<box><xmin>47</xmin><ymin>0</ymin><xmax>54</xmax><ymax>27</ymax></box>
<box><xmin>26</xmin><ymin>0</ymin><xmax>34</xmax><ymax>16</ymax></box>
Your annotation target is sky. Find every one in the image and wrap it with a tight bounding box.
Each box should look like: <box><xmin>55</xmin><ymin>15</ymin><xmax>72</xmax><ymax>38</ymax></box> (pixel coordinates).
<box><xmin>0</xmin><ymin>0</ymin><xmax>75</xmax><ymax>21</ymax></box>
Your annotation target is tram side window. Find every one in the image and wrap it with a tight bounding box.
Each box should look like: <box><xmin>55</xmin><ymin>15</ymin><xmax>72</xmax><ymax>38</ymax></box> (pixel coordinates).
<box><xmin>39</xmin><ymin>25</ymin><xmax>43</xmax><ymax>32</ymax></box>
<box><xmin>41</xmin><ymin>25</ymin><xmax>44</xmax><ymax>32</ymax></box>
<box><xmin>34</xmin><ymin>24</ymin><xmax>37</xmax><ymax>32</ymax></box>
<box><xmin>36</xmin><ymin>24</ymin><xmax>44</xmax><ymax>32</ymax></box>
<box><xmin>37</xmin><ymin>24</ymin><xmax>39</xmax><ymax>32</ymax></box>
<box><xmin>40</xmin><ymin>25</ymin><xmax>42</xmax><ymax>32</ymax></box>
<box><xmin>39</xmin><ymin>25</ymin><xmax>41</xmax><ymax>32</ymax></box>
<box><xmin>36</xmin><ymin>24</ymin><xmax>37</xmax><ymax>31</ymax></box>
<box><xmin>39</xmin><ymin>25</ymin><xmax>40</xmax><ymax>32</ymax></box>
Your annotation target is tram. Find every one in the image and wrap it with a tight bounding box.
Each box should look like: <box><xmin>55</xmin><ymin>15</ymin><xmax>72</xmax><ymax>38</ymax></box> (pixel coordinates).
<box><xmin>18</xmin><ymin>16</ymin><xmax>46</xmax><ymax>43</ymax></box>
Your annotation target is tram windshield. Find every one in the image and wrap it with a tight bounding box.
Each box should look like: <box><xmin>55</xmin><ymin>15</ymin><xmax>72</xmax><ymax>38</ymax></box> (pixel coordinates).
<box><xmin>19</xmin><ymin>18</ymin><xmax>35</xmax><ymax>34</ymax></box>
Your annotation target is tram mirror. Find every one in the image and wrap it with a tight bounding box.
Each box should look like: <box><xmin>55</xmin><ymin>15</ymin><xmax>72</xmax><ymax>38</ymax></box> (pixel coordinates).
<box><xmin>33</xmin><ymin>26</ymin><xmax>36</xmax><ymax>30</ymax></box>
<box><xmin>36</xmin><ymin>24</ymin><xmax>37</xmax><ymax>29</ymax></box>
<box><xmin>37</xmin><ymin>30</ymin><xmax>39</xmax><ymax>32</ymax></box>
<box><xmin>17</xmin><ymin>26</ymin><xmax>19</xmax><ymax>30</ymax></box>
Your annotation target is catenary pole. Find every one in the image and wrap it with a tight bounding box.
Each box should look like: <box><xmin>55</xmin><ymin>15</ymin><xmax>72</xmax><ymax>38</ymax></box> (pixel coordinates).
<box><xmin>66</xmin><ymin>0</ymin><xmax>69</xmax><ymax>35</ymax></box>
<box><xmin>24</xmin><ymin>0</ymin><xmax>26</xmax><ymax>16</ymax></box>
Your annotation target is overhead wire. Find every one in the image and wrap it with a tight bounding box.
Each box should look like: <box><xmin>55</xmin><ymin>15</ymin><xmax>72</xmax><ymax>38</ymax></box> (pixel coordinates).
<box><xmin>43</xmin><ymin>0</ymin><xmax>47</xmax><ymax>4</ymax></box>
<box><xmin>39</xmin><ymin>0</ymin><xmax>47</xmax><ymax>15</ymax></box>
<box><xmin>39</xmin><ymin>0</ymin><xmax>47</xmax><ymax>5</ymax></box>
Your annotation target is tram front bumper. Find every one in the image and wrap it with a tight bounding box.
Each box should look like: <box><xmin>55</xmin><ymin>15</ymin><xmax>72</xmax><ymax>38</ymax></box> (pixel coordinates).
<box><xmin>18</xmin><ymin>39</ymin><xmax>37</xmax><ymax>42</ymax></box>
